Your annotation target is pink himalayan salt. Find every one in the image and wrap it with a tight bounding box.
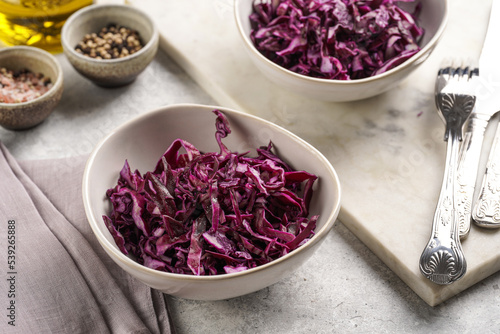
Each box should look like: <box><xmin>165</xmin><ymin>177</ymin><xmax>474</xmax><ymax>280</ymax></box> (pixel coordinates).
<box><xmin>0</xmin><ymin>67</ymin><xmax>53</xmax><ymax>103</ymax></box>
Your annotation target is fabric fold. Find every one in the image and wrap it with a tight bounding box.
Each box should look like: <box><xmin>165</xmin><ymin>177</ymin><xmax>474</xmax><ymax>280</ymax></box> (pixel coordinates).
<box><xmin>0</xmin><ymin>142</ymin><xmax>173</xmax><ymax>334</ymax></box>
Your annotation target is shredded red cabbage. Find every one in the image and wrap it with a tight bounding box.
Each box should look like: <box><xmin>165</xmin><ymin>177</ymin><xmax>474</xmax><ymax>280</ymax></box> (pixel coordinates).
<box><xmin>103</xmin><ymin>110</ymin><xmax>319</xmax><ymax>275</ymax></box>
<box><xmin>249</xmin><ymin>0</ymin><xmax>424</xmax><ymax>80</ymax></box>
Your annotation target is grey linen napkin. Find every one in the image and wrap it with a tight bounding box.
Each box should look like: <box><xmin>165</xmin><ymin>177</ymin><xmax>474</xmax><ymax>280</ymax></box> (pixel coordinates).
<box><xmin>0</xmin><ymin>142</ymin><xmax>173</xmax><ymax>334</ymax></box>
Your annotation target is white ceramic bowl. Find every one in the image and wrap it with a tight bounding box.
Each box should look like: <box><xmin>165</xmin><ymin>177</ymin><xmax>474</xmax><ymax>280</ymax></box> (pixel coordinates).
<box><xmin>234</xmin><ymin>0</ymin><xmax>448</xmax><ymax>102</ymax></box>
<box><xmin>61</xmin><ymin>4</ymin><xmax>159</xmax><ymax>87</ymax></box>
<box><xmin>82</xmin><ymin>103</ymin><xmax>341</xmax><ymax>300</ymax></box>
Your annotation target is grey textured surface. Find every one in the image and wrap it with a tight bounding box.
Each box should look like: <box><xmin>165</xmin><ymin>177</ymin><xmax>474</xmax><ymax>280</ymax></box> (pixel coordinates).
<box><xmin>0</xmin><ymin>50</ymin><xmax>213</xmax><ymax>160</ymax></box>
<box><xmin>2</xmin><ymin>50</ymin><xmax>500</xmax><ymax>333</ymax></box>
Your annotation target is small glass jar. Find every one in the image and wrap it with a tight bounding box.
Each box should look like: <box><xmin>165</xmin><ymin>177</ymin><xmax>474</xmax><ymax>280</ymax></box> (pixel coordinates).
<box><xmin>0</xmin><ymin>0</ymin><xmax>93</xmax><ymax>53</ymax></box>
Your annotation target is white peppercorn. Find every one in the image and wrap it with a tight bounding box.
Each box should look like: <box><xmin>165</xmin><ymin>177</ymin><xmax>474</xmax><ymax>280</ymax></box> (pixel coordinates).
<box><xmin>74</xmin><ymin>23</ymin><xmax>144</xmax><ymax>60</ymax></box>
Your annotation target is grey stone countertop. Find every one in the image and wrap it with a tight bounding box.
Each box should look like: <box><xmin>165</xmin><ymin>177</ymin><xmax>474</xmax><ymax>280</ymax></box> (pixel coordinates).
<box><xmin>2</xmin><ymin>50</ymin><xmax>499</xmax><ymax>334</ymax></box>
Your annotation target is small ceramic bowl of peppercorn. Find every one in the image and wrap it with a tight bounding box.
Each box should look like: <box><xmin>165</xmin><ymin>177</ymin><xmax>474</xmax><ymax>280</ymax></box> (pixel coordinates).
<box><xmin>61</xmin><ymin>4</ymin><xmax>159</xmax><ymax>87</ymax></box>
<box><xmin>0</xmin><ymin>46</ymin><xmax>63</xmax><ymax>130</ymax></box>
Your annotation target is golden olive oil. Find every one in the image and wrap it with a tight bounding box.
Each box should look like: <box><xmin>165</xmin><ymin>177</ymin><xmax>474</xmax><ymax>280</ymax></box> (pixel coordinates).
<box><xmin>0</xmin><ymin>0</ymin><xmax>93</xmax><ymax>53</ymax></box>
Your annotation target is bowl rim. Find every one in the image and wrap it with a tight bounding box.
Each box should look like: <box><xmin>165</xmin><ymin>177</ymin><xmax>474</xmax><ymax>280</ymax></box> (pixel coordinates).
<box><xmin>234</xmin><ymin>0</ymin><xmax>449</xmax><ymax>85</ymax></box>
<box><xmin>82</xmin><ymin>103</ymin><xmax>342</xmax><ymax>282</ymax></box>
<box><xmin>61</xmin><ymin>3</ymin><xmax>159</xmax><ymax>64</ymax></box>
<box><xmin>0</xmin><ymin>45</ymin><xmax>63</xmax><ymax>107</ymax></box>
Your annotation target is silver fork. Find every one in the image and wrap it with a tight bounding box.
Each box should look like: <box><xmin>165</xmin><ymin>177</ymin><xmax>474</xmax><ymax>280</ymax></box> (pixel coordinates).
<box><xmin>419</xmin><ymin>64</ymin><xmax>478</xmax><ymax>285</ymax></box>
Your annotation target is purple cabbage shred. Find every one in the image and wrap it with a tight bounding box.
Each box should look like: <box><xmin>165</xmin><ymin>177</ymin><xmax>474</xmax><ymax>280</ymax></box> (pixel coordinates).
<box><xmin>249</xmin><ymin>0</ymin><xmax>424</xmax><ymax>80</ymax></box>
<box><xmin>103</xmin><ymin>110</ymin><xmax>319</xmax><ymax>275</ymax></box>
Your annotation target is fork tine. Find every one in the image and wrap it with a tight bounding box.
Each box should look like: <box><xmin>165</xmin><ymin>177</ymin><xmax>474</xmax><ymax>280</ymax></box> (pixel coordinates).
<box><xmin>440</xmin><ymin>63</ymin><xmax>479</xmax><ymax>95</ymax></box>
<box><xmin>435</xmin><ymin>66</ymin><xmax>452</xmax><ymax>94</ymax></box>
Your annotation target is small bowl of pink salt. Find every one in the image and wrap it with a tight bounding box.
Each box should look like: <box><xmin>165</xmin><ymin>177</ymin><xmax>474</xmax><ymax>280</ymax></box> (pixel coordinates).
<box><xmin>0</xmin><ymin>46</ymin><xmax>63</xmax><ymax>130</ymax></box>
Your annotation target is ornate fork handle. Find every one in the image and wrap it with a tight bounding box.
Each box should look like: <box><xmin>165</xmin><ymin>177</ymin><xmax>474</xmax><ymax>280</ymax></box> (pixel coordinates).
<box><xmin>456</xmin><ymin>112</ymin><xmax>492</xmax><ymax>238</ymax></box>
<box><xmin>420</xmin><ymin>92</ymin><xmax>474</xmax><ymax>285</ymax></box>
<box><xmin>473</xmin><ymin>122</ymin><xmax>500</xmax><ymax>227</ymax></box>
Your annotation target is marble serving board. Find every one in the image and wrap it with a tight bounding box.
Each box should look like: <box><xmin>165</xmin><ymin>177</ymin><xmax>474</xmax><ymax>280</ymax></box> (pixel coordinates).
<box><xmin>127</xmin><ymin>0</ymin><xmax>498</xmax><ymax>306</ymax></box>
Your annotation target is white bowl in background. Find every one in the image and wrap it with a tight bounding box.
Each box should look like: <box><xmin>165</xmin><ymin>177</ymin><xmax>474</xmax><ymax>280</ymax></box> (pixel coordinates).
<box><xmin>234</xmin><ymin>0</ymin><xmax>449</xmax><ymax>102</ymax></box>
